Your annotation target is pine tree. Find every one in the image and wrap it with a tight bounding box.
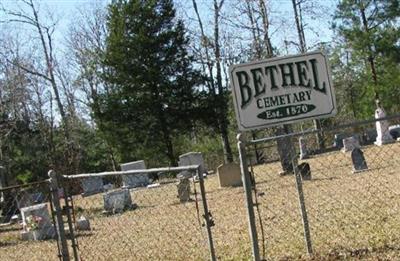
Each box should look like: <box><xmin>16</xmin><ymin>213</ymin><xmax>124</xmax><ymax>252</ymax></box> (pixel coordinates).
<box><xmin>333</xmin><ymin>0</ymin><xmax>400</xmax><ymax>116</ymax></box>
<box><xmin>99</xmin><ymin>0</ymin><xmax>202</xmax><ymax>166</ymax></box>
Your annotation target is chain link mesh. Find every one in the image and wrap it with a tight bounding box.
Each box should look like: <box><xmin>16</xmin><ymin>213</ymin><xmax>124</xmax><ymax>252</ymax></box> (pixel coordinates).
<box><xmin>0</xmin><ymin>182</ymin><xmax>59</xmax><ymax>260</ymax></box>
<box><xmin>248</xmin><ymin>116</ymin><xmax>400</xmax><ymax>259</ymax></box>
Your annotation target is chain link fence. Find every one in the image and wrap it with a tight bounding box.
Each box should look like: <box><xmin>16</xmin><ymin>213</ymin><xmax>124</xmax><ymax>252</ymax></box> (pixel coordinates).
<box><xmin>0</xmin><ymin>179</ymin><xmax>59</xmax><ymax>260</ymax></box>
<box><xmin>59</xmin><ymin>166</ymin><xmax>214</xmax><ymax>261</ymax></box>
<box><xmin>242</xmin><ymin>114</ymin><xmax>400</xmax><ymax>260</ymax></box>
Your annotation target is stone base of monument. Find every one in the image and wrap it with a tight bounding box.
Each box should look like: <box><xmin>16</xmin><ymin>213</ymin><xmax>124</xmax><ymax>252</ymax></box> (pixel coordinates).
<box><xmin>217</xmin><ymin>163</ymin><xmax>242</xmax><ymax>188</ymax></box>
<box><xmin>21</xmin><ymin>226</ymin><xmax>56</xmax><ymax>241</ymax></box>
<box><xmin>374</xmin><ymin>138</ymin><xmax>394</xmax><ymax>146</ymax></box>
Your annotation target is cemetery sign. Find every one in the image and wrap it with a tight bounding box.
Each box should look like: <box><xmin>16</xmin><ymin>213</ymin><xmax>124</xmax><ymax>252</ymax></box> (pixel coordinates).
<box><xmin>229</xmin><ymin>51</ymin><xmax>336</xmax><ymax>131</ymax></box>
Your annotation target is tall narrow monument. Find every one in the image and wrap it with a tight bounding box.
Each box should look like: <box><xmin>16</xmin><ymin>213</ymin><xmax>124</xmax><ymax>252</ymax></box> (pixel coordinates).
<box><xmin>374</xmin><ymin>100</ymin><xmax>394</xmax><ymax>146</ymax></box>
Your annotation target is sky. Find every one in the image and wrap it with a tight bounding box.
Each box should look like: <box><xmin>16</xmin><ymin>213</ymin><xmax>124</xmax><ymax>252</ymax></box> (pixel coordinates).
<box><xmin>1</xmin><ymin>0</ymin><xmax>338</xmax><ymax>55</ymax></box>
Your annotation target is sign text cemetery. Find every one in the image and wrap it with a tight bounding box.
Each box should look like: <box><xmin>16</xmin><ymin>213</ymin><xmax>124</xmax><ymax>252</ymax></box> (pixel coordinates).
<box><xmin>230</xmin><ymin>52</ymin><xmax>336</xmax><ymax>131</ymax></box>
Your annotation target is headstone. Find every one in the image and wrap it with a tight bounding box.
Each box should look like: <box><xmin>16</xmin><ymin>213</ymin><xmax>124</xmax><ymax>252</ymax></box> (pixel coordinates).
<box><xmin>333</xmin><ymin>133</ymin><xmax>348</xmax><ymax>149</ymax></box>
<box><xmin>178</xmin><ymin>152</ymin><xmax>207</xmax><ymax>179</ymax></box>
<box><xmin>17</xmin><ymin>190</ymin><xmax>34</xmax><ymax>209</ymax></box>
<box><xmin>351</xmin><ymin>148</ymin><xmax>368</xmax><ymax>173</ymax></box>
<box><xmin>103</xmin><ymin>183</ymin><xmax>114</xmax><ymax>191</ymax></box>
<box><xmin>103</xmin><ymin>188</ymin><xmax>133</xmax><ymax>214</ymax></box>
<box><xmin>217</xmin><ymin>163</ymin><xmax>242</xmax><ymax>187</ymax></box>
<box><xmin>276</xmin><ymin>126</ymin><xmax>296</xmax><ymax>174</ymax></box>
<box><xmin>374</xmin><ymin>104</ymin><xmax>394</xmax><ymax>146</ymax></box>
<box><xmin>120</xmin><ymin>160</ymin><xmax>149</xmax><ymax>188</ymax></box>
<box><xmin>81</xmin><ymin>176</ymin><xmax>104</xmax><ymax>197</ymax></box>
<box><xmin>389</xmin><ymin>125</ymin><xmax>400</xmax><ymax>140</ymax></box>
<box><xmin>75</xmin><ymin>216</ymin><xmax>91</xmax><ymax>231</ymax></box>
<box><xmin>177</xmin><ymin>178</ymin><xmax>191</xmax><ymax>203</ymax></box>
<box><xmin>363</xmin><ymin>129</ymin><xmax>377</xmax><ymax>144</ymax></box>
<box><xmin>299</xmin><ymin>137</ymin><xmax>309</xmax><ymax>159</ymax></box>
<box><xmin>297</xmin><ymin>162</ymin><xmax>311</xmax><ymax>180</ymax></box>
<box><xmin>20</xmin><ymin>203</ymin><xmax>55</xmax><ymax>240</ymax></box>
<box><xmin>342</xmin><ymin>136</ymin><xmax>360</xmax><ymax>152</ymax></box>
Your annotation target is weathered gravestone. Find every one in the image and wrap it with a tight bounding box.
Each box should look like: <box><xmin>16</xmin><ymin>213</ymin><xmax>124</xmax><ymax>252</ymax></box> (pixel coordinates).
<box><xmin>342</xmin><ymin>136</ymin><xmax>360</xmax><ymax>153</ymax></box>
<box><xmin>351</xmin><ymin>148</ymin><xmax>368</xmax><ymax>173</ymax></box>
<box><xmin>178</xmin><ymin>152</ymin><xmax>207</xmax><ymax>179</ymax></box>
<box><xmin>177</xmin><ymin>178</ymin><xmax>191</xmax><ymax>203</ymax></box>
<box><xmin>299</xmin><ymin>137</ymin><xmax>309</xmax><ymax>160</ymax></box>
<box><xmin>389</xmin><ymin>125</ymin><xmax>400</xmax><ymax>140</ymax></box>
<box><xmin>76</xmin><ymin>216</ymin><xmax>91</xmax><ymax>231</ymax></box>
<box><xmin>333</xmin><ymin>133</ymin><xmax>348</xmax><ymax>149</ymax></box>
<box><xmin>81</xmin><ymin>176</ymin><xmax>104</xmax><ymax>197</ymax></box>
<box><xmin>363</xmin><ymin>129</ymin><xmax>377</xmax><ymax>145</ymax></box>
<box><xmin>20</xmin><ymin>203</ymin><xmax>55</xmax><ymax>241</ymax></box>
<box><xmin>120</xmin><ymin>160</ymin><xmax>149</xmax><ymax>188</ymax></box>
<box><xmin>374</xmin><ymin>102</ymin><xmax>394</xmax><ymax>146</ymax></box>
<box><xmin>103</xmin><ymin>188</ymin><xmax>133</xmax><ymax>214</ymax></box>
<box><xmin>217</xmin><ymin>163</ymin><xmax>242</xmax><ymax>188</ymax></box>
<box><xmin>297</xmin><ymin>162</ymin><xmax>311</xmax><ymax>180</ymax></box>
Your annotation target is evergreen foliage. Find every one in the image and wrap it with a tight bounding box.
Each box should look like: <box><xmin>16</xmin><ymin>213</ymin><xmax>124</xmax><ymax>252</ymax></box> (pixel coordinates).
<box><xmin>98</xmin><ymin>0</ymin><xmax>202</xmax><ymax>166</ymax></box>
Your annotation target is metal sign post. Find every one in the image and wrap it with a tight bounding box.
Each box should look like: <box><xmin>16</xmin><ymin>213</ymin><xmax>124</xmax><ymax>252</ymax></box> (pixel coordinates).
<box><xmin>237</xmin><ymin>134</ymin><xmax>261</xmax><ymax>261</ymax></box>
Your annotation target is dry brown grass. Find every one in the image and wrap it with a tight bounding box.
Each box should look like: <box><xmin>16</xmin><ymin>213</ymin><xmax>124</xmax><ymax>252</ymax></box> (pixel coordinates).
<box><xmin>1</xmin><ymin>142</ymin><xmax>400</xmax><ymax>260</ymax></box>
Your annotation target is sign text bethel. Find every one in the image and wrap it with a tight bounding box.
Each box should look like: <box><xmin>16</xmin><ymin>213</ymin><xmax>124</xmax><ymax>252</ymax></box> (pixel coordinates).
<box><xmin>229</xmin><ymin>52</ymin><xmax>336</xmax><ymax>131</ymax></box>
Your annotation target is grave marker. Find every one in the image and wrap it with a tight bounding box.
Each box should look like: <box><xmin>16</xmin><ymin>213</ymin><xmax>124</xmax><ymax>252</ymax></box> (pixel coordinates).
<box><xmin>299</xmin><ymin>137</ymin><xmax>309</xmax><ymax>159</ymax></box>
<box><xmin>375</xmin><ymin>102</ymin><xmax>394</xmax><ymax>146</ymax></box>
<box><xmin>103</xmin><ymin>189</ymin><xmax>133</xmax><ymax>214</ymax></box>
<box><xmin>81</xmin><ymin>176</ymin><xmax>104</xmax><ymax>197</ymax></box>
<box><xmin>297</xmin><ymin>162</ymin><xmax>311</xmax><ymax>180</ymax></box>
<box><xmin>177</xmin><ymin>178</ymin><xmax>191</xmax><ymax>203</ymax></box>
<box><xmin>20</xmin><ymin>203</ymin><xmax>55</xmax><ymax>240</ymax></box>
<box><xmin>342</xmin><ymin>136</ymin><xmax>360</xmax><ymax>153</ymax></box>
<box><xmin>121</xmin><ymin>160</ymin><xmax>149</xmax><ymax>188</ymax></box>
<box><xmin>217</xmin><ymin>163</ymin><xmax>242</xmax><ymax>187</ymax></box>
<box><xmin>351</xmin><ymin>148</ymin><xmax>368</xmax><ymax>173</ymax></box>
<box><xmin>178</xmin><ymin>152</ymin><xmax>207</xmax><ymax>179</ymax></box>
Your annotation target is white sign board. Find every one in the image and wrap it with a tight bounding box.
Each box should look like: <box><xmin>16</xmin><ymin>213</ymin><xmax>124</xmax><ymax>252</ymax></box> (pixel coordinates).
<box><xmin>229</xmin><ymin>52</ymin><xmax>336</xmax><ymax>131</ymax></box>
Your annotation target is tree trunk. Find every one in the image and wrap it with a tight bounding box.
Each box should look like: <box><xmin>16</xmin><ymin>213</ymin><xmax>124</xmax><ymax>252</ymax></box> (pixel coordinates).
<box><xmin>292</xmin><ymin>0</ymin><xmax>325</xmax><ymax>151</ymax></box>
<box><xmin>214</xmin><ymin>0</ymin><xmax>233</xmax><ymax>163</ymax></box>
<box><xmin>360</xmin><ymin>4</ymin><xmax>379</xmax><ymax>100</ymax></box>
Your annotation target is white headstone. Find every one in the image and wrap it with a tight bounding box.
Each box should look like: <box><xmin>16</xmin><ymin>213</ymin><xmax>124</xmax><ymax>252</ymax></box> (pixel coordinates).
<box><xmin>299</xmin><ymin>137</ymin><xmax>308</xmax><ymax>159</ymax></box>
<box><xmin>20</xmin><ymin>203</ymin><xmax>55</xmax><ymax>240</ymax></box>
<box><xmin>178</xmin><ymin>152</ymin><xmax>207</xmax><ymax>178</ymax></box>
<box><xmin>103</xmin><ymin>189</ymin><xmax>133</xmax><ymax>214</ymax></box>
<box><xmin>342</xmin><ymin>136</ymin><xmax>360</xmax><ymax>152</ymax></box>
<box><xmin>375</xmin><ymin>106</ymin><xmax>394</xmax><ymax>146</ymax></box>
<box><xmin>217</xmin><ymin>163</ymin><xmax>242</xmax><ymax>188</ymax></box>
<box><xmin>81</xmin><ymin>176</ymin><xmax>104</xmax><ymax>196</ymax></box>
<box><xmin>120</xmin><ymin>160</ymin><xmax>149</xmax><ymax>188</ymax></box>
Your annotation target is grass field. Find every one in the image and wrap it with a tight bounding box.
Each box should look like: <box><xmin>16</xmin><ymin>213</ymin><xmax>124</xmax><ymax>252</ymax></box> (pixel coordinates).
<box><xmin>1</xmin><ymin>142</ymin><xmax>400</xmax><ymax>260</ymax></box>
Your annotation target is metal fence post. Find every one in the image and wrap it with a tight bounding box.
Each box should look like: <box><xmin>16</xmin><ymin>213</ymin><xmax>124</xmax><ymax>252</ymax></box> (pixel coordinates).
<box><xmin>197</xmin><ymin>167</ymin><xmax>217</xmax><ymax>261</ymax></box>
<box><xmin>49</xmin><ymin>170</ymin><xmax>70</xmax><ymax>261</ymax></box>
<box><xmin>292</xmin><ymin>160</ymin><xmax>313</xmax><ymax>255</ymax></box>
<box><xmin>237</xmin><ymin>134</ymin><xmax>261</xmax><ymax>261</ymax></box>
